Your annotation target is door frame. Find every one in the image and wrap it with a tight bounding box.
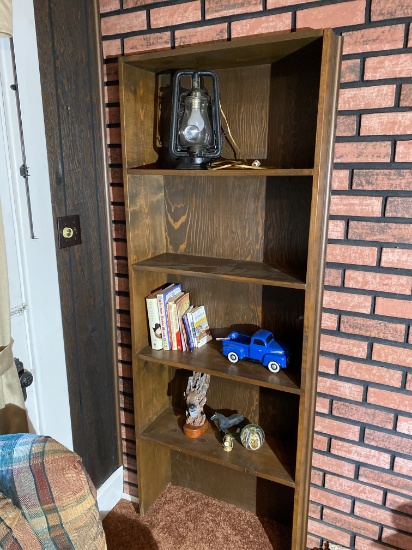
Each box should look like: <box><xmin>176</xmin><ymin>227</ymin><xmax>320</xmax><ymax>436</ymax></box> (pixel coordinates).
<box><xmin>0</xmin><ymin>0</ymin><xmax>72</xmax><ymax>449</ymax></box>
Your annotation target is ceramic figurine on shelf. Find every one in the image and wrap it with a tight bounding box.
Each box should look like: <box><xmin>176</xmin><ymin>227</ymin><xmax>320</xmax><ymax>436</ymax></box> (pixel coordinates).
<box><xmin>210</xmin><ymin>412</ymin><xmax>245</xmax><ymax>441</ymax></box>
<box><xmin>240</xmin><ymin>424</ymin><xmax>265</xmax><ymax>451</ymax></box>
<box><xmin>183</xmin><ymin>371</ymin><xmax>210</xmax><ymax>438</ymax></box>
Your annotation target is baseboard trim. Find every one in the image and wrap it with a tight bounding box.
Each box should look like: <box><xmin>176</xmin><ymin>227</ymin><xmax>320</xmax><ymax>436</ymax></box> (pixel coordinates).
<box><xmin>97</xmin><ymin>466</ymin><xmax>123</xmax><ymax>519</ymax></box>
<box><xmin>121</xmin><ymin>492</ymin><xmax>139</xmax><ymax>504</ymax></box>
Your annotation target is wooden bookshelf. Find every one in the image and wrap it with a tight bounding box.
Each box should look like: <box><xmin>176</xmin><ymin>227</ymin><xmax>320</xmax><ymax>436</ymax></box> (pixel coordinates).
<box><xmin>119</xmin><ymin>28</ymin><xmax>341</xmax><ymax>549</ymax></box>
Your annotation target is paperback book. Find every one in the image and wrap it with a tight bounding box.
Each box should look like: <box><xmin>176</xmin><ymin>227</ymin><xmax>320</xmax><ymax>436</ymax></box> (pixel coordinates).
<box><xmin>145</xmin><ymin>283</ymin><xmax>172</xmax><ymax>350</ymax></box>
<box><xmin>167</xmin><ymin>291</ymin><xmax>189</xmax><ymax>350</ymax></box>
<box><xmin>157</xmin><ymin>283</ymin><xmax>182</xmax><ymax>350</ymax></box>
<box><xmin>191</xmin><ymin>305</ymin><xmax>212</xmax><ymax>348</ymax></box>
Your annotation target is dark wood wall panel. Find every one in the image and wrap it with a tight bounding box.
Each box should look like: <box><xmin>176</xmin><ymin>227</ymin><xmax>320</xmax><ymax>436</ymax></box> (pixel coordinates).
<box><xmin>33</xmin><ymin>0</ymin><xmax>119</xmax><ymax>487</ymax></box>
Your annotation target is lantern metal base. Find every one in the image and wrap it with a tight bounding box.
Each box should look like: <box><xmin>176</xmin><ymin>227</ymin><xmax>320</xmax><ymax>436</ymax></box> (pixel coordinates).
<box><xmin>175</xmin><ymin>156</ymin><xmax>211</xmax><ymax>170</ymax></box>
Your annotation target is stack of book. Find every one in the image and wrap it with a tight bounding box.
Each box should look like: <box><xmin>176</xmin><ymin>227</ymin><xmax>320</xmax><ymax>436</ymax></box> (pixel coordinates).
<box><xmin>145</xmin><ymin>283</ymin><xmax>212</xmax><ymax>351</ymax></box>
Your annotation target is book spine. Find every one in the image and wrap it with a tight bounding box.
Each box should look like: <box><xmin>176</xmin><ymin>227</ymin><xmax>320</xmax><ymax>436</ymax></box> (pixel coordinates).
<box><xmin>146</xmin><ymin>295</ymin><xmax>162</xmax><ymax>350</ymax></box>
<box><xmin>182</xmin><ymin>313</ymin><xmax>193</xmax><ymax>351</ymax></box>
<box><xmin>177</xmin><ymin>330</ymin><xmax>183</xmax><ymax>351</ymax></box>
<box><xmin>179</xmin><ymin>316</ymin><xmax>188</xmax><ymax>351</ymax></box>
<box><xmin>158</xmin><ymin>285</ymin><xmax>182</xmax><ymax>350</ymax></box>
<box><xmin>168</xmin><ymin>301</ymin><xmax>180</xmax><ymax>350</ymax></box>
<box><xmin>192</xmin><ymin>305</ymin><xmax>212</xmax><ymax>348</ymax></box>
<box><xmin>186</xmin><ymin>309</ymin><xmax>197</xmax><ymax>348</ymax></box>
<box><xmin>157</xmin><ymin>294</ymin><xmax>170</xmax><ymax>350</ymax></box>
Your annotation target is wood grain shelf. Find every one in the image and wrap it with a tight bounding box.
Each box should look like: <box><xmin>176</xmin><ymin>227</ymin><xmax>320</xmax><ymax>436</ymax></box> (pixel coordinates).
<box><xmin>133</xmin><ymin>253</ymin><xmax>306</xmax><ymax>289</ymax></box>
<box><xmin>127</xmin><ymin>167</ymin><xmax>314</xmax><ymax>177</ymax></box>
<box><xmin>140</xmin><ymin>406</ymin><xmax>296</xmax><ymax>487</ymax></box>
<box><xmin>123</xmin><ymin>28</ymin><xmax>323</xmax><ymax>71</ymax></box>
<box><xmin>137</xmin><ymin>340</ymin><xmax>301</xmax><ymax>394</ymax></box>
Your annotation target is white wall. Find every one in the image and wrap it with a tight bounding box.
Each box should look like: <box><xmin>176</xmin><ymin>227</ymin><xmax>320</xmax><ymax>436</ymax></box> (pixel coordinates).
<box><xmin>0</xmin><ymin>0</ymin><xmax>72</xmax><ymax>449</ymax></box>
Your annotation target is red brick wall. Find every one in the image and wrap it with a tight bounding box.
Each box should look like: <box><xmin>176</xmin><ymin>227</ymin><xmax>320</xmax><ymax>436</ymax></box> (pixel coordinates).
<box><xmin>99</xmin><ymin>1</ymin><xmax>412</xmax><ymax>548</ymax></box>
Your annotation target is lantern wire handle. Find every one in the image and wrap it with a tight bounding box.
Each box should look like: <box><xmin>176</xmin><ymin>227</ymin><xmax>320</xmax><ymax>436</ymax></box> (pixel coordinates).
<box><xmin>209</xmin><ymin>103</ymin><xmax>267</xmax><ymax>170</ymax></box>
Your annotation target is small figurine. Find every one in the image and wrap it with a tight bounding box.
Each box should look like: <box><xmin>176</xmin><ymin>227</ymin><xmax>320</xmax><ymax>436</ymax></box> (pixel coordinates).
<box><xmin>240</xmin><ymin>424</ymin><xmax>265</xmax><ymax>451</ymax></box>
<box><xmin>183</xmin><ymin>372</ymin><xmax>210</xmax><ymax>438</ymax></box>
<box><xmin>222</xmin><ymin>433</ymin><xmax>235</xmax><ymax>452</ymax></box>
<box><xmin>217</xmin><ymin>328</ymin><xmax>289</xmax><ymax>373</ymax></box>
<box><xmin>210</xmin><ymin>412</ymin><xmax>245</xmax><ymax>440</ymax></box>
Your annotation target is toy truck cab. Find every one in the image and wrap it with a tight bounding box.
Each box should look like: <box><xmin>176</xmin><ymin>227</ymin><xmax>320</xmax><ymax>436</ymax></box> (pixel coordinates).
<box><xmin>220</xmin><ymin>329</ymin><xmax>289</xmax><ymax>373</ymax></box>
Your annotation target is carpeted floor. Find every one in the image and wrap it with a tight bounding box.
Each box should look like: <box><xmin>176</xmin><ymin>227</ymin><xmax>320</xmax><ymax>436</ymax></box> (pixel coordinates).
<box><xmin>102</xmin><ymin>484</ymin><xmax>291</xmax><ymax>550</ymax></box>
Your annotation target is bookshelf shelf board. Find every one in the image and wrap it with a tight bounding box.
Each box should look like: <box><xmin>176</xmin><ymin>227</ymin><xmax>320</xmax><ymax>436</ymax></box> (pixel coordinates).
<box><xmin>123</xmin><ymin>28</ymin><xmax>323</xmax><ymax>71</ymax></box>
<box><xmin>127</xmin><ymin>167</ymin><xmax>314</xmax><ymax>177</ymax></box>
<box><xmin>133</xmin><ymin>254</ymin><xmax>306</xmax><ymax>289</ymax></box>
<box><xmin>138</xmin><ymin>341</ymin><xmax>301</xmax><ymax>394</ymax></box>
<box><xmin>140</xmin><ymin>406</ymin><xmax>296</xmax><ymax>487</ymax></box>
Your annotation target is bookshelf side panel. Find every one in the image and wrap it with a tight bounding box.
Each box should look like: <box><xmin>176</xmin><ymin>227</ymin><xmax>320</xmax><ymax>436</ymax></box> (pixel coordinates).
<box><xmin>266</xmin><ymin>39</ymin><xmax>323</xmax><ymax>169</ymax></box>
<box><xmin>293</xmin><ymin>29</ymin><xmax>342</xmax><ymax>550</ymax></box>
<box><xmin>120</xmin><ymin>62</ymin><xmax>158</xmax><ymax>169</ymax></box>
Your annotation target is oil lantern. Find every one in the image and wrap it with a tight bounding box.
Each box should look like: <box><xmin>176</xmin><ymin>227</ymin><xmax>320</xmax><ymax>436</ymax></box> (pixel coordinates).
<box><xmin>169</xmin><ymin>69</ymin><xmax>222</xmax><ymax>169</ymax></box>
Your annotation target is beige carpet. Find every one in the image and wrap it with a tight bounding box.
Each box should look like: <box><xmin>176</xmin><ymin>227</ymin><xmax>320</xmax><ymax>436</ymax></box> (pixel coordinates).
<box><xmin>103</xmin><ymin>484</ymin><xmax>291</xmax><ymax>550</ymax></box>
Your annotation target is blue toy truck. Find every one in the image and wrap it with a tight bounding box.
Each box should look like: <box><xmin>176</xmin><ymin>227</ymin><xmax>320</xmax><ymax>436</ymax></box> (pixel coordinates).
<box><xmin>219</xmin><ymin>329</ymin><xmax>289</xmax><ymax>374</ymax></box>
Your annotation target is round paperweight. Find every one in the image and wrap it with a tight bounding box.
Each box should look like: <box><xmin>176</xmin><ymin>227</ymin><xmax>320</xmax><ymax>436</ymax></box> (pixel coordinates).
<box><xmin>240</xmin><ymin>424</ymin><xmax>265</xmax><ymax>451</ymax></box>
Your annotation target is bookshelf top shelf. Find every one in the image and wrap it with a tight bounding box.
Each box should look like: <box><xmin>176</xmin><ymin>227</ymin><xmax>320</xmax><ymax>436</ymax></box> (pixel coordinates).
<box><xmin>133</xmin><ymin>254</ymin><xmax>306</xmax><ymax>289</ymax></box>
<box><xmin>138</xmin><ymin>341</ymin><xmax>301</xmax><ymax>394</ymax></box>
<box><xmin>140</xmin><ymin>406</ymin><xmax>296</xmax><ymax>487</ymax></box>
<box><xmin>127</xmin><ymin>167</ymin><xmax>314</xmax><ymax>177</ymax></box>
<box><xmin>121</xmin><ymin>28</ymin><xmax>324</xmax><ymax>72</ymax></box>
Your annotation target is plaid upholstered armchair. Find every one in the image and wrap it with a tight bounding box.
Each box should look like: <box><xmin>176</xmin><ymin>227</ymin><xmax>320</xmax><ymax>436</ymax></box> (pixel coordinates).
<box><xmin>0</xmin><ymin>433</ymin><xmax>107</xmax><ymax>549</ymax></box>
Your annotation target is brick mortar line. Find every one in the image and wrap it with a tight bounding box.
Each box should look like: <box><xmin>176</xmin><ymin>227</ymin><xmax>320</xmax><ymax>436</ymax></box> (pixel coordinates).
<box><xmin>326</xmin><ymin>243</ymin><xmax>412</xmax><ymax>253</ymax></box>
<box><xmin>335</xmin><ymin>135</ymin><xmax>412</xmax><ymax>142</ymax></box>
<box><xmin>342</xmin><ymin>46</ymin><xmax>412</xmax><ymax>61</ymax></box>
<box><xmin>323</xmin><ymin>328</ymin><xmax>412</xmax><ymax>348</ymax></box>
<box><xmin>322</xmin><ymin>319</ymin><xmax>411</xmax><ymax>337</ymax></box>
<box><xmin>330</xmin><ymin>190</ymin><xmax>412</xmax><ymax>197</ymax></box>
<box><xmin>326</xmin><ymin>239</ymin><xmax>412</xmax><ymax>249</ymax></box>
<box><xmin>340</xmin><ymin>79</ymin><xmax>412</xmax><ymax>89</ymax></box>
<box><xmin>316</xmin><ymin>458</ymin><xmax>412</xmax><ymax>489</ymax></box>
<box><xmin>329</xmin><ymin>216</ymin><xmax>412</xmax><ymax>224</ymax></box>
<box><xmin>341</xmin><ymin>76</ymin><xmax>412</xmax><ymax>86</ymax></box>
<box><xmin>319</xmin><ymin>355</ymin><xmax>411</xmax><ymax>375</ymax></box>
<box><xmin>317</xmin><ymin>384</ymin><xmax>407</xmax><ymax>402</ymax></box>
<box><xmin>316</xmin><ymin>408</ymin><xmax>412</xmax><ymax>427</ymax></box>
<box><xmin>315</xmin><ymin>414</ymin><xmax>399</xmax><ymax>432</ymax></box>
<box><xmin>334</xmin><ymin>160</ymin><xmax>412</xmax><ymax>168</ymax></box>
<box><xmin>307</xmin><ymin>516</ymin><xmax>369</xmax><ymax>538</ymax></box>
<box><xmin>310</xmin><ymin>508</ymin><xmax>412</xmax><ymax>537</ymax></box>
<box><xmin>338</xmin><ymin>107</ymin><xmax>412</xmax><ymax>115</ymax></box>
<box><xmin>323</xmin><ymin>311</ymin><xmax>411</xmax><ymax>325</ymax></box>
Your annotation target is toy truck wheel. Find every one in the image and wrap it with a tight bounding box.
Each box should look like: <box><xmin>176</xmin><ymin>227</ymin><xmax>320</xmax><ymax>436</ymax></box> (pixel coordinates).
<box><xmin>227</xmin><ymin>352</ymin><xmax>239</xmax><ymax>363</ymax></box>
<box><xmin>267</xmin><ymin>361</ymin><xmax>281</xmax><ymax>373</ymax></box>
